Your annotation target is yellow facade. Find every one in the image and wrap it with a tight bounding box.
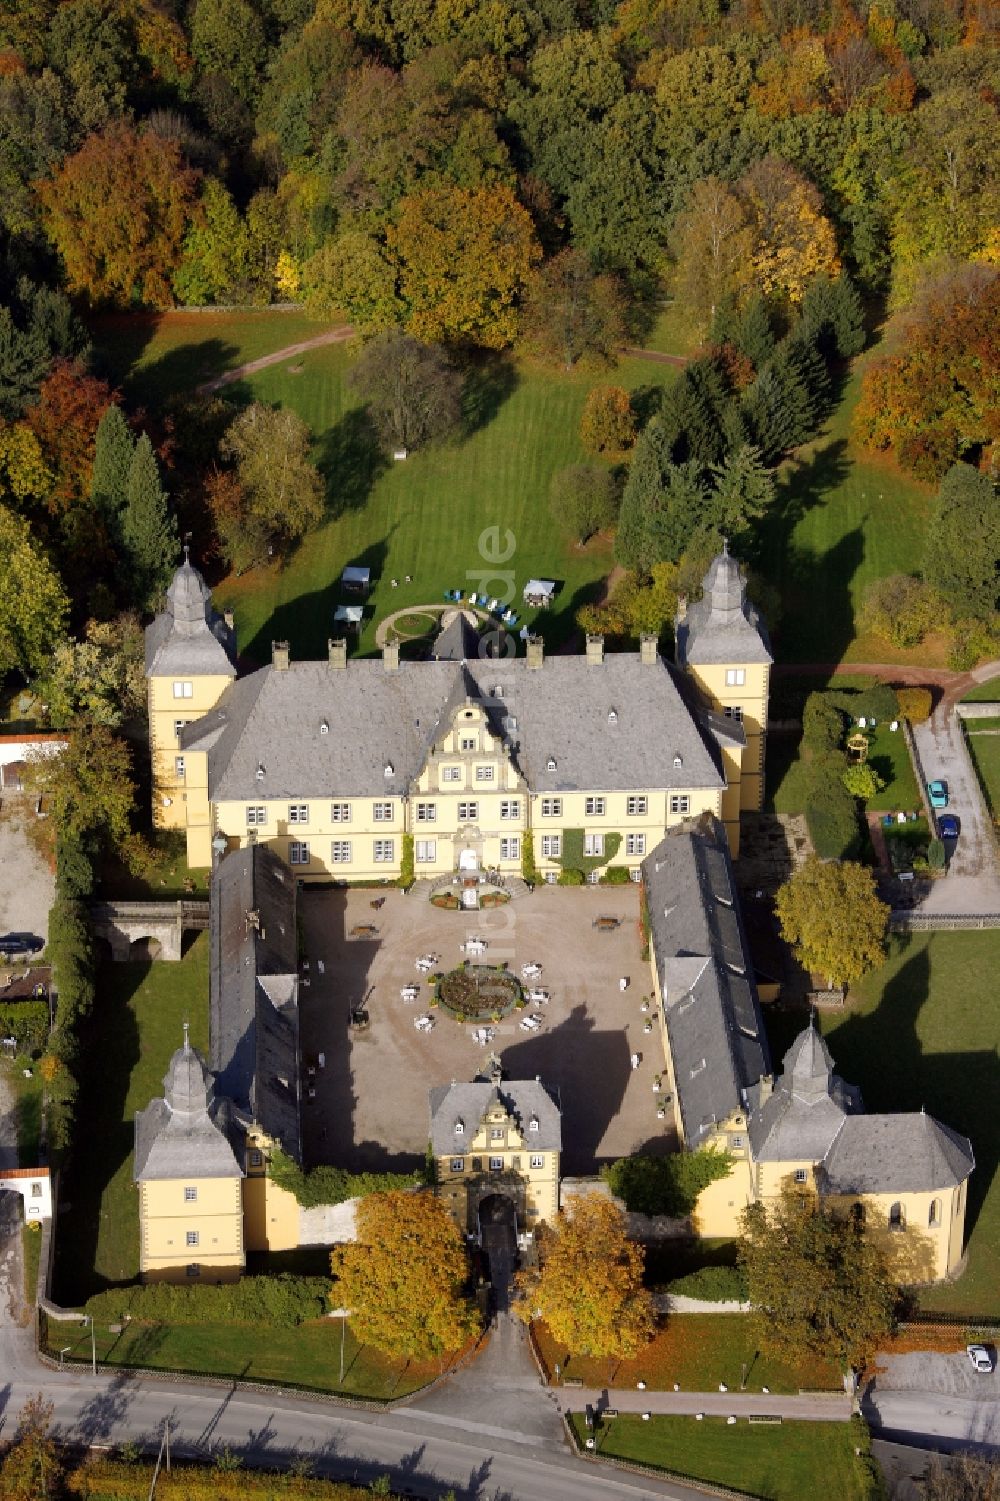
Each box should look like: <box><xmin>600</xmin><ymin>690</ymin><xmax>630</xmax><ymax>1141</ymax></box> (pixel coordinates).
<box><xmin>138</xmin><ymin>1175</ymin><xmax>243</xmax><ymax>1283</ymax></box>
<box><xmin>435</xmin><ymin>1095</ymin><xmax>560</xmax><ymax>1235</ymax></box>
<box><xmin>684</xmin><ymin>661</ymin><xmax>771</xmax><ymax>815</ymax></box>
<box><xmin>148</xmin><ymin>671</ymin><xmax>232</xmax><ymax>839</ymax></box>
<box><xmin>242</xmin><ymin>1135</ymin><xmax>301</xmax><ymax>1253</ymax></box>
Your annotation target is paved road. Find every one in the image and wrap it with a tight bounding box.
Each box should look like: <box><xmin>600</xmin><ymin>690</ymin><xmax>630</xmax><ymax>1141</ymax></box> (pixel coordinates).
<box><xmin>910</xmin><ymin>700</ymin><xmax>1000</xmax><ymax>914</ymax></box>
<box><xmin>552</xmin><ymin>1388</ymin><xmax>852</xmax><ymax>1420</ymax></box>
<box><xmin>864</xmin><ymin>1386</ymin><xmax>1000</xmax><ymax>1451</ymax></box>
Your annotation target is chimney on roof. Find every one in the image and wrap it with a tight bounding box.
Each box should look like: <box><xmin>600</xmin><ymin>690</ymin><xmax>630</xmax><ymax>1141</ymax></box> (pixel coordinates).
<box><xmin>640</xmin><ymin>634</ymin><xmax>658</xmax><ymax>666</ymax></box>
<box><xmin>676</xmin><ymin>595</ymin><xmax>688</xmax><ymax>623</ymax></box>
<box><xmin>272</xmin><ymin>641</ymin><xmax>290</xmax><ymax>670</ymax></box>
<box><xmin>223</xmin><ymin>609</ymin><xmax>235</xmax><ymax>631</ymax></box>
<box><xmin>383</xmin><ymin>640</ymin><xmax>400</xmax><ymax>673</ymax></box>
<box><xmin>328</xmin><ymin>637</ymin><xmax>347</xmax><ymax>670</ymax></box>
<box><xmin>585</xmin><ymin>633</ymin><xmax>604</xmax><ymax>666</ymax></box>
<box><xmin>526</xmin><ymin>636</ymin><xmax>544</xmax><ymax>670</ymax></box>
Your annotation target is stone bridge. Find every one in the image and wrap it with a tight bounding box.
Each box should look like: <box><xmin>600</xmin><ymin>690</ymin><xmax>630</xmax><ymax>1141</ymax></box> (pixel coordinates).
<box><xmin>89</xmin><ymin>900</ymin><xmax>209</xmax><ymax>961</ymax></box>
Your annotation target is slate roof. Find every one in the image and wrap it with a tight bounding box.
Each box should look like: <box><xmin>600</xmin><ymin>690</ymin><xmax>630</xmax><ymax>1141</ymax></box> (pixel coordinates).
<box><xmin>749</xmin><ymin>1023</ymin><xmax>863</xmax><ymax>1164</ymax></box>
<box><xmin>432</xmin><ymin>611</ymin><xmax>482</xmax><ymax>662</ymax></box>
<box><xmin>182</xmin><ymin>649</ymin><xmax>725</xmax><ymax>802</ymax></box>
<box><xmin>134</xmin><ymin>1041</ymin><xmax>243</xmax><ymax>1182</ymax></box>
<box><xmin>822</xmin><ymin>1113</ymin><xmax>974</xmax><ymax>1195</ymax></box>
<box><xmin>428</xmin><ymin>1079</ymin><xmax>562</xmax><ymax>1157</ymax></box>
<box><xmin>675</xmin><ymin>548</ymin><xmax>772</xmax><ymax>669</ymax></box>
<box><xmin>210</xmin><ymin>845</ymin><xmax>302</xmax><ymax>1162</ymax></box>
<box><xmin>642</xmin><ymin>817</ymin><xmax>770</xmax><ymax>1147</ymax></box>
<box><xmin>145</xmin><ymin>559</ymin><xmax>237</xmax><ymax>679</ymax></box>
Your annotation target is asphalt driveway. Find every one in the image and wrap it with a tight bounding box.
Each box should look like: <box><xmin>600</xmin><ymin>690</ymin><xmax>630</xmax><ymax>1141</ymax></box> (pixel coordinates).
<box><xmin>910</xmin><ymin>709</ymin><xmax>1000</xmax><ymax>915</ymax></box>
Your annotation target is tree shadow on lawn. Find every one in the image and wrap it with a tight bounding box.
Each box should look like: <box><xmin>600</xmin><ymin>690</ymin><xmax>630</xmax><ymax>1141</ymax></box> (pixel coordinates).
<box><xmin>242</xmin><ymin>533</ymin><xmax>392</xmax><ymax>664</ymax></box>
<box><xmin>315</xmin><ymin>405</ymin><xmax>388</xmax><ymax>518</ymax></box>
<box><xmin>112</xmin><ymin>333</ymin><xmax>245</xmax><ymax>409</ymax></box>
<box><xmin>825</xmin><ymin>942</ymin><xmax>997</xmax><ymax>1249</ymax></box>
<box><xmin>762</xmin><ymin>523</ymin><xmax>866</xmax><ymax>667</ymax></box>
<box><xmin>461</xmin><ymin>351</ymin><xmax>519</xmax><ymax>438</ymax></box>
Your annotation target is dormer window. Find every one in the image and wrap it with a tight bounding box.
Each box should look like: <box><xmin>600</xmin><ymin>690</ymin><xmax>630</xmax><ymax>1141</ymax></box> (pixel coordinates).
<box><xmin>608</xmin><ymin>709</ymin><xmax>617</xmax><ymax>724</ymax></box>
<box><xmin>673</xmin><ymin>754</ymin><xmax>683</xmax><ymax>768</ymax></box>
<box><xmin>256</xmin><ymin>763</ymin><xmax>266</xmax><ymax>781</ymax></box>
<box><xmin>454</xmin><ymin>1119</ymin><xmax>464</xmax><ymax>1135</ymax></box>
<box><xmin>384</xmin><ymin>762</ymin><xmax>394</xmax><ymax>777</ymax></box>
<box><xmin>546</xmin><ymin>757</ymin><xmax>557</xmax><ymax>770</ymax></box>
<box><xmin>320</xmin><ymin>720</ymin><xmax>329</xmax><ymax>734</ymax></box>
<box><xmin>493</xmin><ymin>685</ymin><xmax>504</xmax><ymax>697</ymax></box>
<box><xmin>529</xmin><ymin>1116</ymin><xmax>539</xmax><ymax>1132</ymax></box>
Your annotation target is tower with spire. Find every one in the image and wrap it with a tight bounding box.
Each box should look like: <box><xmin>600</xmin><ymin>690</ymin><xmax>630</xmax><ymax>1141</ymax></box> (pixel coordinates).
<box><xmin>144</xmin><ymin>551</ymin><xmax>237</xmax><ymax>851</ymax></box>
<box><xmin>675</xmin><ymin>542</ymin><xmax>772</xmax><ymax>818</ymax></box>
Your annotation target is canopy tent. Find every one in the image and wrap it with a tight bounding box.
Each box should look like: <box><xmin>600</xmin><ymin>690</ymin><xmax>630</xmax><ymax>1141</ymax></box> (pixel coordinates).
<box><xmin>523</xmin><ymin>578</ymin><xmax>556</xmax><ymax>607</ymax></box>
<box><xmin>340</xmin><ymin>566</ymin><xmax>371</xmax><ymax>592</ymax></box>
<box><xmin>333</xmin><ymin>604</ymin><xmax>364</xmax><ymax>627</ymax></box>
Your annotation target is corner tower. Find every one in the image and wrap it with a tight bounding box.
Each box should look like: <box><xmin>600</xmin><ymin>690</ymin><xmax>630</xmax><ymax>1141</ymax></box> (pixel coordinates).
<box><xmin>675</xmin><ymin>544</ymin><xmax>771</xmax><ymax>813</ymax></box>
<box><xmin>145</xmin><ymin>553</ymin><xmax>237</xmax><ymax>839</ymax></box>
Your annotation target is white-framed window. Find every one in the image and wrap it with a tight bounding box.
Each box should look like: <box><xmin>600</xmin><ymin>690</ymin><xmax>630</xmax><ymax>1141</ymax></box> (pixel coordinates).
<box><xmin>454</xmin><ymin>1121</ymin><xmax>464</xmax><ymax>1135</ymax></box>
<box><xmin>499</xmin><ymin>836</ymin><xmax>520</xmax><ymax>860</ymax></box>
<box><xmin>669</xmin><ymin>795</ymin><xmax>690</xmax><ymax>814</ymax></box>
<box><xmin>587</xmin><ymin>870</ymin><xmax>600</xmax><ymax>884</ymax></box>
<box><xmin>373</xmin><ymin>839</ymin><xmax>394</xmax><ymax>863</ymax></box>
<box><xmin>630</xmin><ymin>867</ymin><xmax>642</xmax><ymax>882</ymax></box>
<box><xmin>172</xmin><ymin>680</ymin><xmax>193</xmax><ymax>699</ymax></box>
<box><xmin>544</xmin><ymin>870</ymin><xmax>557</xmax><ymax>883</ymax></box>
<box><xmin>489</xmin><ymin>1156</ymin><xmax>503</xmax><ymax>1171</ymax></box>
<box><xmin>475</xmin><ymin>765</ymin><xmax>495</xmax><ymax>782</ymax></box>
<box><xmin>540</xmin><ymin>798</ymin><xmax>562</xmax><ymax>817</ymax></box>
<box><xmin>540</xmin><ymin>834</ymin><xmax>561</xmax><ymax>858</ymax></box>
<box><xmin>450</xmin><ymin>1158</ymin><xmax>464</xmax><ymax>1172</ymax></box>
<box><xmin>186</xmin><ymin>1230</ymin><xmax>199</xmax><ymax>1247</ymax></box>
<box><xmin>290</xmin><ymin>841</ymin><xmax>310</xmax><ymax>864</ymax></box>
<box><xmin>584</xmin><ymin>833</ymin><xmax>604</xmax><ymax>857</ymax></box>
<box><xmin>174</xmin><ymin>755</ymin><xmax>186</xmax><ymax>778</ymax></box>
<box><xmin>585</xmin><ymin>796</ymin><xmax>606</xmax><ymax>816</ymax></box>
<box><xmin>460</xmin><ymin>736</ymin><xmax>477</xmax><ymax>751</ymax></box>
<box><xmin>731</xmin><ymin>1135</ymin><xmax>745</xmax><ymax>1150</ymax></box>
<box><xmin>174</xmin><ymin>719</ymin><xmax>187</xmax><ymax>738</ymax></box>
<box><xmin>415</xmin><ymin>839</ymin><xmax>436</xmax><ymax>863</ymax></box>
<box><xmin>373</xmin><ymin>801</ymin><xmax>394</xmax><ymax>821</ymax></box>
<box><xmin>184</xmin><ymin>1186</ymin><xmax>197</xmax><ymax>1202</ymax></box>
<box><xmin>724</xmin><ymin>705</ymin><xmax>744</xmax><ymax>722</ymax></box>
<box><xmin>330</xmin><ymin>840</ymin><xmax>351</xmax><ymax>863</ymax></box>
<box><xmin>330</xmin><ymin>802</ymin><xmax>351</xmax><ymax>822</ymax></box>
<box><xmin>288</xmin><ymin>804</ymin><xmax>309</xmax><ymax>824</ymax></box>
<box><xmin>186</xmin><ymin>1263</ymin><xmax>200</xmax><ymax>1277</ymax></box>
<box><xmin>249</xmin><ymin>1150</ymin><xmax>263</xmax><ymax>1168</ymax></box>
<box><xmin>626</xmin><ymin>833</ymin><xmax>646</xmax><ymax>856</ymax></box>
<box><xmin>246</xmin><ymin>805</ymin><xmax>266</xmax><ymax>826</ymax></box>
<box><xmin>627</xmin><ymin>796</ymin><xmax>647</xmax><ymax>816</ymax></box>
<box><xmin>530</xmin><ymin>1155</ymin><xmax>544</xmax><ymax>1169</ymax></box>
<box><xmin>794</xmin><ymin>1169</ymin><xmax>808</xmax><ymax>1184</ymax></box>
<box><xmin>500</xmin><ymin>800</ymin><xmax>519</xmax><ymax>820</ymax></box>
<box><xmin>458</xmin><ymin>801</ymin><xmax>478</xmax><ymax>822</ymax></box>
<box><xmin>490</xmin><ymin>1127</ymin><xmax>504</xmax><ymax>1140</ymax></box>
<box><xmin>726</xmin><ymin>668</ymin><xmax>746</xmax><ymax>687</ymax></box>
<box><xmin>441</xmin><ymin>766</ymin><xmax>461</xmax><ymax>782</ymax></box>
<box><xmin>415</xmin><ymin>802</ymin><xmax>437</xmax><ymax>823</ymax></box>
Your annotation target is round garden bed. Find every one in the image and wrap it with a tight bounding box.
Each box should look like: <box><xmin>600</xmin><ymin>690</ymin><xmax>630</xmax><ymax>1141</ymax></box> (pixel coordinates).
<box><xmin>436</xmin><ymin>963</ymin><xmax>522</xmax><ymax>1022</ymax></box>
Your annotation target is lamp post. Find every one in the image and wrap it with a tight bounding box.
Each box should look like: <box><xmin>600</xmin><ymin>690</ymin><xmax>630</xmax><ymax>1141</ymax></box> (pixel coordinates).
<box><xmin>339</xmin><ymin>1314</ymin><xmax>346</xmax><ymax>1385</ymax></box>
<box><xmin>82</xmin><ymin>1316</ymin><xmax>96</xmax><ymax>1375</ymax></box>
<box><xmin>59</xmin><ymin>1345</ymin><xmax>71</xmax><ymax>1369</ymax></box>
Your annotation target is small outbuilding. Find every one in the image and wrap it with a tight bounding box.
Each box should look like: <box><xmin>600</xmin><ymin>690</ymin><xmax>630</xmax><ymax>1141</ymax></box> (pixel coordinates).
<box><xmin>340</xmin><ymin>565</ymin><xmax>371</xmax><ymax>594</ymax></box>
<box><xmin>522</xmin><ymin>579</ymin><xmax>555</xmax><ymax>608</ymax></box>
<box><xmin>333</xmin><ymin>604</ymin><xmax>364</xmax><ymax>629</ymax></box>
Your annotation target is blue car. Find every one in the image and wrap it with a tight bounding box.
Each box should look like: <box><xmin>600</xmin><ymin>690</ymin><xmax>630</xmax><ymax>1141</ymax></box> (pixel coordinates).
<box><xmin>928</xmin><ymin>779</ymin><xmax>948</xmax><ymax>809</ymax></box>
<box><xmin>938</xmin><ymin>814</ymin><xmax>960</xmax><ymax>840</ymax></box>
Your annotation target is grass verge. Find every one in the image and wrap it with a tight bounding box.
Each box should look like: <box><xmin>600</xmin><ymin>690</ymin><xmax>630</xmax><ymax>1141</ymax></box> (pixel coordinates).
<box><xmin>22</xmin><ymin>1222</ymin><xmax>41</xmax><ymax>1305</ymax></box>
<box><xmin>964</xmin><ymin>721</ymin><xmax>1000</xmax><ymax>829</ymax></box>
<box><xmin>568</xmin><ymin>1413</ymin><xmax>879</xmax><ymax>1501</ymax></box>
<box><xmin>962</xmin><ymin>678</ymin><xmax>1000</xmax><ymax>703</ymax></box>
<box><xmin>51</xmin><ymin>938</ymin><xmax>210</xmax><ymax>1304</ymax></box>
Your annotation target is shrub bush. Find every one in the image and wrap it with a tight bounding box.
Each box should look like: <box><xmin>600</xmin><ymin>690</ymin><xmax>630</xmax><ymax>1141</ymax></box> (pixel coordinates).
<box><xmin>948</xmin><ymin>617</ymin><xmax>998</xmax><ymax>671</ymax></box>
<box><xmin>805</xmin><ymin>758</ymin><xmax>861</xmax><ymax>860</ymax></box>
<box><xmin>927</xmin><ymin>837</ymin><xmax>946</xmax><ymax>870</ymax></box>
<box><xmin>521</xmin><ymin>830</ymin><xmax>537</xmax><ymax>885</ymax></box>
<box><xmin>66</xmin><ymin>1458</ymin><xmax>375</xmax><ymax>1498</ymax></box>
<box><xmin>0</xmin><ymin>1000</ymin><xmax>49</xmax><ymax>1051</ymax></box>
<box><xmin>896</xmin><ymin>687</ymin><xmax>933</xmax><ymax>723</ymax></box>
<box><xmin>603</xmin><ymin>1150</ymin><xmax>732</xmax><ymax>1217</ymax></box>
<box><xmin>668</xmin><ymin>1265</ymin><xmax>749</xmax><ymax>1302</ymax></box>
<box><xmin>852</xmin><ymin>681</ymin><xmax>898</xmax><ymax>723</ymax></box>
<box><xmin>601</xmin><ymin>865</ymin><xmax>630</xmax><ymax>884</ymax></box>
<box><xmin>83</xmin><ymin>1275</ymin><xmax>329</xmax><ymax>1328</ymax></box>
<box><xmin>269</xmin><ymin>1148</ymin><xmax>423</xmax><ymax>1208</ymax></box>
<box><xmin>557</xmin><ymin>868</ymin><xmax>585</xmax><ymax>885</ymax></box>
<box><xmin>802</xmin><ymin>693</ymin><xmax>845</xmax><ymax>751</ymax></box>
<box><xmin>397</xmin><ymin>833</ymin><xmax>414</xmax><ymax>889</ymax></box>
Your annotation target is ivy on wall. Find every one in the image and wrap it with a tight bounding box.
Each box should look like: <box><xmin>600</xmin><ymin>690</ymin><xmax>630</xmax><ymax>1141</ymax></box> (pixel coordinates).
<box><xmin>559</xmin><ymin>828</ymin><xmax>622</xmax><ymax>879</ymax></box>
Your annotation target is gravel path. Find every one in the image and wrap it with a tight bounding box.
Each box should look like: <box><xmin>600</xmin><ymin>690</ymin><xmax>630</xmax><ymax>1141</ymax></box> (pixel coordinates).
<box><xmin>196</xmin><ymin>323</ymin><xmax>355</xmax><ymax>394</ymax></box>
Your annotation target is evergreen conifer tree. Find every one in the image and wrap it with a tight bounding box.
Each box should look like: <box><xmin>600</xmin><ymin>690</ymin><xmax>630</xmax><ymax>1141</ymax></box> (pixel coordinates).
<box><xmin>737</xmin><ymin>296</ymin><xmax>775</xmax><ymax>371</ymax></box>
<box><xmin>799</xmin><ymin>274</ymin><xmax>865</xmax><ymax>360</ymax></box>
<box><xmin>122</xmin><ymin>433</ymin><xmax>178</xmax><ymax>610</ymax></box>
<box><xmin>925</xmin><ymin>463</ymin><xmax>1000</xmax><ymax>619</ymax></box>
<box><xmin>90</xmin><ymin>405</ymin><xmax>135</xmax><ymax>543</ymax></box>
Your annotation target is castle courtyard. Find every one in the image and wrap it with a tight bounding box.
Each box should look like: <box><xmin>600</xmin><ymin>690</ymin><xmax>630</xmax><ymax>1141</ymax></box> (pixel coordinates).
<box><xmin>298</xmin><ymin>886</ymin><xmax>676</xmax><ymax>1177</ymax></box>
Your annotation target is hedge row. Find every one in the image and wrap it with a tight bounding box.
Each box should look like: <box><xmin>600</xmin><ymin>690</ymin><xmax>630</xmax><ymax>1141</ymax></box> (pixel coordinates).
<box><xmin>83</xmin><ymin>1274</ymin><xmax>330</xmax><ymax>1328</ymax></box>
<box><xmin>268</xmin><ymin>1148</ymin><xmax>423</xmax><ymax>1209</ymax></box>
<box><xmin>67</xmin><ymin>1459</ymin><xmax>385</xmax><ymax>1499</ymax></box>
<box><xmin>668</xmin><ymin>1265</ymin><xmax>749</xmax><ymax>1303</ymax></box>
<box><xmin>603</xmin><ymin>1150</ymin><xmax>732</xmax><ymax>1217</ymax></box>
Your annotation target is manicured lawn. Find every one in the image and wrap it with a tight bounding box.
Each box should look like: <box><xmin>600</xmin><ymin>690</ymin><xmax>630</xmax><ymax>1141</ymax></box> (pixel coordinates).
<box><xmin>534</xmin><ymin>1314</ymin><xmax>841</xmax><ymax>1393</ymax></box>
<box><xmin>964</xmin><ymin>721</ymin><xmax>1000</xmax><ymax>828</ymax></box>
<box><xmin>15</xmin><ymin>1065</ymin><xmax>45</xmax><ymax>1165</ymax></box>
<box><xmin>22</xmin><ymin>1223</ymin><xmax>41</xmax><ymax>1303</ymax></box>
<box><xmin>213</xmin><ymin>343</ymin><xmax>678</xmax><ymax>665</ymax></box>
<box><xmin>96</xmin><ymin>829</ymin><xmax>210</xmax><ymax>901</ymax></box>
<box><xmin>756</xmin><ymin>365</ymin><xmax>932</xmax><ymax>666</ymax></box>
<box><xmin>65</xmin><ymin>1460</ymin><xmax>385</xmax><ymax>1499</ymax></box>
<box><xmin>569</xmin><ymin>1414</ymin><xmax>877</xmax><ymax>1501</ymax></box>
<box><xmin>52</xmin><ymin>939</ymin><xmax>210</xmax><ymax>1304</ymax></box>
<box><xmin>825</xmin><ymin>932</ymin><xmax>1000</xmax><ymax>1315</ymax></box>
<box><xmin>44</xmin><ymin>1313</ymin><xmax>445</xmax><ymax>1400</ymax></box>
<box><xmin>962</xmin><ymin>678</ymin><xmax>1000</xmax><ymax>703</ymax></box>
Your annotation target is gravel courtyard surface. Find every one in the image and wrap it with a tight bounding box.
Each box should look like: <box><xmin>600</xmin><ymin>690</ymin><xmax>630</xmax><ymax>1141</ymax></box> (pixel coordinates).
<box><xmin>0</xmin><ymin>812</ymin><xmax>54</xmax><ymax>945</ymax></box>
<box><xmin>298</xmin><ymin>885</ymin><xmax>675</xmax><ymax>1175</ymax></box>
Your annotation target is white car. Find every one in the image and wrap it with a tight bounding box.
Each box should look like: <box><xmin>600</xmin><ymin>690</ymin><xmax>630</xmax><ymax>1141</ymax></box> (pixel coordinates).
<box><xmin>967</xmin><ymin>1343</ymin><xmax>994</xmax><ymax>1373</ymax></box>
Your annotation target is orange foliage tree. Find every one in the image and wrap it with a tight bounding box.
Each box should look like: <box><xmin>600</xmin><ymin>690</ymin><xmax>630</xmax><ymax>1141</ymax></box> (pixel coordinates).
<box><xmin>37</xmin><ymin>123</ymin><xmax>200</xmax><ymax>308</ymax></box>
<box><xmin>23</xmin><ymin>360</ymin><xmax>115</xmax><ymax>516</ymax></box>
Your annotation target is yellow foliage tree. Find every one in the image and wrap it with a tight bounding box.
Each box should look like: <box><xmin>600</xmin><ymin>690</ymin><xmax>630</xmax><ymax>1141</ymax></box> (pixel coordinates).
<box><xmin>738</xmin><ymin>156</ymin><xmax>840</xmax><ymax>303</ymax></box>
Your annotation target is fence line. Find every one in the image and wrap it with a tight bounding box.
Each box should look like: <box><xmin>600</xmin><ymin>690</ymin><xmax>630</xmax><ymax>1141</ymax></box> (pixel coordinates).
<box><xmin>889</xmin><ymin>911</ymin><xmax>1000</xmax><ymax>932</ymax></box>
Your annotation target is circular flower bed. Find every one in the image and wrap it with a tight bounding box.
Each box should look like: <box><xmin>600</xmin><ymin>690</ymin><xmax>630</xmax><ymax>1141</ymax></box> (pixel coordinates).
<box><xmin>436</xmin><ymin>963</ymin><xmax>522</xmax><ymax>1022</ymax></box>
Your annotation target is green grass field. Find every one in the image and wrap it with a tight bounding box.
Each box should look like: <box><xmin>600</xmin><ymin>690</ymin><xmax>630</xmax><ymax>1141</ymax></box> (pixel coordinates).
<box><xmin>44</xmin><ymin>1312</ymin><xmax>442</xmax><ymax>1400</ymax></box>
<box><xmin>569</xmin><ymin>1414</ymin><xmax>878</xmax><ymax>1500</ymax></box>
<box><xmin>962</xmin><ymin>678</ymin><xmax>1000</xmax><ymax>703</ymax></box>
<box><xmin>52</xmin><ymin>938</ymin><xmax>210</xmax><ymax>1304</ymax></box>
<box><xmin>964</xmin><ymin>721</ymin><xmax>1000</xmax><ymax>827</ymax></box>
<box><xmin>823</xmin><ymin>931</ymin><xmax>1000</xmax><ymax>1316</ymax></box>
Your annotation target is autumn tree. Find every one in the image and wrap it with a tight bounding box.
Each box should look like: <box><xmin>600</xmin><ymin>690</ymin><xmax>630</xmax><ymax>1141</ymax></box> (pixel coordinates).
<box><xmin>922</xmin><ymin>1451</ymin><xmax>1000</xmax><ymax>1501</ymax></box>
<box><xmin>0</xmin><ymin>504</ymin><xmax>69</xmax><ymax>677</ymax></box>
<box><xmin>860</xmin><ymin>574</ymin><xmax>941</xmax><ymax>649</ymax></box>
<box><xmin>37</xmin><ymin>123</ymin><xmax>201</xmax><ymax>307</ymax></box>
<box><xmin>739</xmin><ymin>1189</ymin><xmax>897</xmax><ymax>1369</ymax></box>
<box><xmin>23</xmin><ymin>360</ymin><xmax>115</xmax><ymax>517</ymax></box>
<box><xmin>389</xmin><ymin>184</ymin><xmax>542</xmax><ymax>349</ymax></box>
<box><xmin>924</xmin><ymin>463</ymin><xmax>1000</xmax><ymax>621</ymax></box>
<box><xmin>39</xmin><ymin>615</ymin><xmax>146</xmax><ymax>729</ymax></box>
<box><xmin>348</xmin><ymin>330</ymin><xmax>463</xmax><ymax>451</ymax></box>
<box><xmin>520</xmin><ymin>249</ymin><xmax>626</xmax><ymax>370</ymax></box>
<box><xmin>737</xmin><ymin>156</ymin><xmax>841</xmax><ymax>304</ymax></box>
<box><xmin>775</xmin><ymin>857</ymin><xmax>888</xmax><ymax>990</ymax></box>
<box><xmin>121</xmin><ymin>433</ymin><xmax>179</xmax><ymax>609</ymax></box>
<box><xmin>580</xmin><ymin>386</ymin><xmax>635</xmax><ymax>456</ymax></box>
<box><xmin>671</xmin><ymin>176</ymin><xmax>753</xmax><ymax>328</ymax></box>
<box><xmin>549</xmin><ymin>463</ymin><xmax>619</xmax><ymax>545</ymax></box>
<box><xmin>0</xmin><ymin>1394</ymin><xmax>62</xmax><ymax>1500</ymax></box>
<box><xmin>330</xmin><ymin>1190</ymin><xmax>479</xmax><ymax>1358</ymax></box>
<box><xmin>216</xmin><ymin>403</ymin><xmax>324</xmax><ymax>571</ymax></box>
<box><xmin>514</xmin><ymin>1193</ymin><xmax>655</xmax><ymax>1358</ymax></box>
<box><xmin>302</xmin><ymin>229</ymin><xmax>403</xmax><ymax>332</ymax></box>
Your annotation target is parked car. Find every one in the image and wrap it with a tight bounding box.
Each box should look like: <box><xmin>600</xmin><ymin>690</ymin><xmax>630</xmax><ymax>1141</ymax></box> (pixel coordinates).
<box><xmin>938</xmin><ymin>814</ymin><xmax>960</xmax><ymax>840</ymax></box>
<box><xmin>0</xmin><ymin>932</ymin><xmax>44</xmax><ymax>957</ymax></box>
<box><xmin>967</xmin><ymin>1343</ymin><xmax>994</xmax><ymax>1374</ymax></box>
<box><xmin>928</xmin><ymin>780</ymin><xmax>949</xmax><ymax>808</ymax></box>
